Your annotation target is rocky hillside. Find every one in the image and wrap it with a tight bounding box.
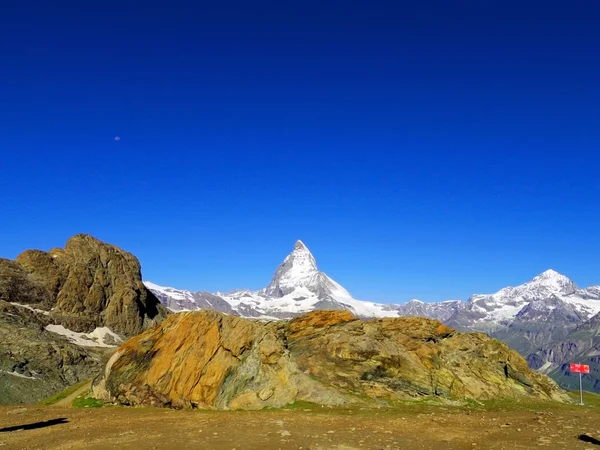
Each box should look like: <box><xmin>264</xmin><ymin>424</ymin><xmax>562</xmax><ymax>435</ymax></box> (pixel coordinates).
<box><xmin>0</xmin><ymin>234</ymin><xmax>169</xmax><ymax>405</ymax></box>
<box><xmin>527</xmin><ymin>312</ymin><xmax>600</xmax><ymax>392</ymax></box>
<box><xmin>11</xmin><ymin>234</ymin><xmax>168</xmax><ymax>336</ymax></box>
<box><xmin>93</xmin><ymin>310</ymin><xmax>568</xmax><ymax>409</ymax></box>
<box><xmin>0</xmin><ymin>300</ymin><xmax>105</xmax><ymax>405</ymax></box>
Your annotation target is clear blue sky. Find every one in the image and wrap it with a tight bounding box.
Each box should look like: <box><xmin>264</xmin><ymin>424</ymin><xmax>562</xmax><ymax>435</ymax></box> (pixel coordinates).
<box><xmin>1</xmin><ymin>1</ymin><xmax>599</xmax><ymax>302</ymax></box>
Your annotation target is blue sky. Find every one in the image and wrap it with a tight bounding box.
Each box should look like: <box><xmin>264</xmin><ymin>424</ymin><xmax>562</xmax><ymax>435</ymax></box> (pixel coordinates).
<box><xmin>1</xmin><ymin>1</ymin><xmax>599</xmax><ymax>302</ymax></box>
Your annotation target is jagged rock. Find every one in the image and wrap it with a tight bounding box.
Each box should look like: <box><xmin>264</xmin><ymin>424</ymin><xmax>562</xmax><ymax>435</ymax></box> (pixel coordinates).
<box><xmin>94</xmin><ymin>310</ymin><xmax>568</xmax><ymax>409</ymax></box>
<box><xmin>14</xmin><ymin>234</ymin><xmax>168</xmax><ymax>336</ymax></box>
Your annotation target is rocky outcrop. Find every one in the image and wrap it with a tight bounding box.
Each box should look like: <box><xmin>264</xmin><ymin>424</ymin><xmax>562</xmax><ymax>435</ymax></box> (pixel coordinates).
<box><xmin>0</xmin><ymin>234</ymin><xmax>169</xmax><ymax>404</ymax></box>
<box><xmin>94</xmin><ymin>310</ymin><xmax>568</xmax><ymax>409</ymax></box>
<box><xmin>12</xmin><ymin>234</ymin><xmax>168</xmax><ymax>336</ymax></box>
<box><xmin>0</xmin><ymin>258</ymin><xmax>53</xmax><ymax>308</ymax></box>
<box><xmin>0</xmin><ymin>300</ymin><xmax>104</xmax><ymax>405</ymax></box>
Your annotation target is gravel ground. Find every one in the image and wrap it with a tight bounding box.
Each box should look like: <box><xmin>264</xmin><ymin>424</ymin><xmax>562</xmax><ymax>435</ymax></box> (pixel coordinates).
<box><xmin>1</xmin><ymin>403</ymin><xmax>600</xmax><ymax>449</ymax></box>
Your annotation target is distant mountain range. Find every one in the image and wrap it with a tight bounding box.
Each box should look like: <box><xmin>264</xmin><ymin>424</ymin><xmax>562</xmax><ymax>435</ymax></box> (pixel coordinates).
<box><xmin>146</xmin><ymin>240</ymin><xmax>600</xmax><ymax>393</ymax></box>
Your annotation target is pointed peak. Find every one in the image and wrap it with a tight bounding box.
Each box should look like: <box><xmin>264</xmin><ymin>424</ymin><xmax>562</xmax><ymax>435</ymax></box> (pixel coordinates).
<box><xmin>294</xmin><ymin>240</ymin><xmax>309</xmax><ymax>251</ymax></box>
<box><xmin>531</xmin><ymin>269</ymin><xmax>569</xmax><ymax>282</ymax></box>
<box><xmin>540</xmin><ymin>269</ymin><xmax>561</xmax><ymax>277</ymax></box>
<box><xmin>525</xmin><ymin>269</ymin><xmax>577</xmax><ymax>293</ymax></box>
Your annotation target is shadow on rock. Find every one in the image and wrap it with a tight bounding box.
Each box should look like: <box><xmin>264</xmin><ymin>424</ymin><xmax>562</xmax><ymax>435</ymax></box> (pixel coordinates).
<box><xmin>0</xmin><ymin>418</ymin><xmax>68</xmax><ymax>433</ymax></box>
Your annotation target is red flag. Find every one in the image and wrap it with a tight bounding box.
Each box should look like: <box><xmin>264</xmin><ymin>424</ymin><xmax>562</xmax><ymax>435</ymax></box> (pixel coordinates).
<box><xmin>570</xmin><ymin>363</ymin><xmax>590</xmax><ymax>374</ymax></box>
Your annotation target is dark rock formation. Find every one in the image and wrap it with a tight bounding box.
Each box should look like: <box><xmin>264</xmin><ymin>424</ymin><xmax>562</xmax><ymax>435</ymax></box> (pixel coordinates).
<box><xmin>13</xmin><ymin>234</ymin><xmax>168</xmax><ymax>336</ymax></box>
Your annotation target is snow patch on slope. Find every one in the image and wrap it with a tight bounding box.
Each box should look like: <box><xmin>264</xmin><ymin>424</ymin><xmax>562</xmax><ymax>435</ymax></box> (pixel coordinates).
<box><xmin>10</xmin><ymin>302</ymin><xmax>50</xmax><ymax>316</ymax></box>
<box><xmin>45</xmin><ymin>325</ymin><xmax>122</xmax><ymax>347</ymax></box>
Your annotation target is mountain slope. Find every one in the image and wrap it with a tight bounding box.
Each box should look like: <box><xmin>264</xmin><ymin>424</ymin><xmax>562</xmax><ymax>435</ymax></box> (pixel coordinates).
<box><xmin>527</xmin><ymin>311</ymin><xmax>600</xmax><ymax>392</ymax></box>
<box><xmin>147</xmin><ymin>240</ymin><xmax>402</xmax><ymax>319</ymax></box>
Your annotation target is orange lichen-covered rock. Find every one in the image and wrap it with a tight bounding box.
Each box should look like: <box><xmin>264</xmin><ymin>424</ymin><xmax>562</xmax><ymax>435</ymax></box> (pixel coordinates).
<box><xmin>94</xmin><ymin>310</ymin><xmax>569</xmax><ymax>409</ymax></box>
<box><xmin>287</xmin><ymin>309</ymin><xmax>356</xmax><ymax>338</ymax></box>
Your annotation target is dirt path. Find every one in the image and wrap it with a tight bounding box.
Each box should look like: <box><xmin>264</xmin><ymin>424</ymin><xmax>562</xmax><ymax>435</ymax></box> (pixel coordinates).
<box><xmin>53</xmin><ymin>380</ymin><xmax>92</xmax><ymax>407</ymax></box>
<box><xmin>1</xmin><ymin>404</ymin><xmax>600</xmax><ymax>449</ymax></box>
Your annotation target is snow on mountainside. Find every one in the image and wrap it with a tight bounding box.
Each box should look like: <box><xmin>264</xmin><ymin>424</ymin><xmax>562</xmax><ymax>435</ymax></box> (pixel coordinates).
<box><xmin>395</xmin><ymin>299</ymin><xmax>463</xmax><ymax>323</ymax></box>
<box><xmin>145</xmin><ymin>242</ymin><xmax>600</xmax><ymax>331</ymax></box>
<box><xmin>144</xmin><ymin>281</ymin><xmax>238</xmax><ymax>315</ymax></box>
<box><xmin>146</xmin><ymin>241</ymin><xmax>401</xmax><ymax>319</ymax></box>
<box><xmin>446</xmin><ymin>269</ymin><xmax>600</xmax><ymax>332</ymax></box>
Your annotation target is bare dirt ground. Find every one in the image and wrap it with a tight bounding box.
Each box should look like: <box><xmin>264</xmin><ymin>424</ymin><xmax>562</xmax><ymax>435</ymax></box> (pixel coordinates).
<box><xmin>1</xmin><ymin>402</ymin><xmax>600</xmax><ymax>449</ymax></box>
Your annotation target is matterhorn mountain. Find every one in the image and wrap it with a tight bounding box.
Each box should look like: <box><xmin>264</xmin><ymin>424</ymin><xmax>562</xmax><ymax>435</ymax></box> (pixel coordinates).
<box><xmin>145</xmin><ymin>240</ymin><xmax>401</xmax><ymax>319</ymax></box>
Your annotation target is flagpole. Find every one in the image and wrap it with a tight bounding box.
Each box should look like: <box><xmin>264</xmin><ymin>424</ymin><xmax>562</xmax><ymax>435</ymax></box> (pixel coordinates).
<box><xmin>580</xmin><ymin>363</ymin><xmax>583</xmax><ymax>406</ymax></box>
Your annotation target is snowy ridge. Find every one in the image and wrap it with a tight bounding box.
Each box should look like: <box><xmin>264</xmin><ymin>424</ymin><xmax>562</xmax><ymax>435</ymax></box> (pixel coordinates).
<box><xmin>455</xmin><ymin>269</ymin><xmax>600</xmax><ymax>329</ymax></box>
<box><xmin>145</xmin><ymin>242</ymin><xmax>600</xmax><ymax>329</ymax></box>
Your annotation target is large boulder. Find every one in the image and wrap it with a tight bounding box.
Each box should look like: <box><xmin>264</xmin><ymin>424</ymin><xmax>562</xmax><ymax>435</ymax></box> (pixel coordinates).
<box><xmin>94</xmin><ymin>310</ymin><xmax>568</xmax><ymax>409</ymax></box>
<box><xmin>14</xmin><ymin>234</ymin><xmax>168</xmax><ymax>336</ymax></box>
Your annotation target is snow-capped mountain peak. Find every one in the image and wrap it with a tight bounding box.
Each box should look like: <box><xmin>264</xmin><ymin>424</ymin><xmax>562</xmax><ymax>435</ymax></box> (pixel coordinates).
<box><xmin>526</xmin><ymin>269</ymin><xmax>577</xmax><ymax>294</ymax></box>
<box><xmin>406</xmin><ymin>299</ymin><xmax>424</xmax><ymax>304</ymax></box>
<box><xmin>450</xmin><ymin>269</ymin><xmax>588</xmax><ymax>331</ymax></box>
<box><xmin>263</xmin><ymin>240</ymin><xmax>320</xmax><ymax>298</ymax></box>
<box><xmin>147</xmin><ymin>240</ymin><xmax>403</xmax><ymax>319</ymax></box>
<box><xmin>294</xmin><ymin>239</ymin><xmax>309</xmax><ymax>251</ymax></box>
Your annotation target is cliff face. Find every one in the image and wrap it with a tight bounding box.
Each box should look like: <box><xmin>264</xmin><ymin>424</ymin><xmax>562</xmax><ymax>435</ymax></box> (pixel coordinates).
<box><xmin>13</xmin><ymin>234</ymin><xmax>168</xmax><ymax>336</ymax></box>
<box><xmin>94</xmin><ymin>310</ymin><xmax>568</xmax><ymax>410</ymax></box>
<box><xmin>0</xmin><ymin>234</ymin><xmax>169</xmax><ymax>405</ymax></box>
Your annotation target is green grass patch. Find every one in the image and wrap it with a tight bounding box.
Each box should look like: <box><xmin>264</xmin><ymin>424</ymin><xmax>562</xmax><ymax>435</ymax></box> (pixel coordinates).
<box><xmin>566</xmin><ymin>390</ymin><xmax>600</xmax><ymax>407</ymax></box>
<box><xmin>72</xmin><ymin>396</ymin><xmax>105</xmax><ymax>408</ymax></box>
<box><xmin>40</xmin><ymin>379</ymin><xmax>91</xmax><ymax>406</ymax></box>
<box><xmin>282</xmin><ymin>400</ymin><xmax>319</xmax><ymax>410</ymax></box>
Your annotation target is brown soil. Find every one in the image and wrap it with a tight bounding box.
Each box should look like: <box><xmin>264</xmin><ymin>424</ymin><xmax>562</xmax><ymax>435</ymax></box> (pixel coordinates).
<box><xmin>1</xmin><ymin>403</ymin><xmax>599</xmax><ymax>449</ymax></box>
